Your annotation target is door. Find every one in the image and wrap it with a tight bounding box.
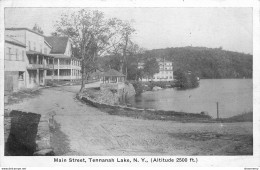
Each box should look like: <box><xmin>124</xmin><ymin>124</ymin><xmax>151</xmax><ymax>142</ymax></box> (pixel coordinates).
<box><xmin>5</xmin><ymin>75</ymin><xmax>13</xmax><ymax>93</ymax></box>
<box><xmin>39</xmin><ymin>70</ymin><xmax>44</xmax><ymax>85</ymax></box>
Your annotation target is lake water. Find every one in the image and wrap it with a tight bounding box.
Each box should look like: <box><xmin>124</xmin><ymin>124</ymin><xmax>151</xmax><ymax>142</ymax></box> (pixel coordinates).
<box><xmin>127</xmin><ymin>79</ymin><xmax>253</xmax><ymax>118</ymax></box>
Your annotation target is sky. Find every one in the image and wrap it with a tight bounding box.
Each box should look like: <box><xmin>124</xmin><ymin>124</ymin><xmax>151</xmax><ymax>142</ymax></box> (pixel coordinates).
<box><xmin>5</xmin><ymin>7</ymin><xmax>252</xmax><ymax>54</ymax></box>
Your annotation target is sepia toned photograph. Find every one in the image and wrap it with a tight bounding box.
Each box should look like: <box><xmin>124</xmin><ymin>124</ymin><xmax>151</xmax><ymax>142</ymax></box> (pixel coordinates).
<box><xmin>3</xmin><ymin>6</ymin><xmax>254</xmax><ymax>158</ymax></box>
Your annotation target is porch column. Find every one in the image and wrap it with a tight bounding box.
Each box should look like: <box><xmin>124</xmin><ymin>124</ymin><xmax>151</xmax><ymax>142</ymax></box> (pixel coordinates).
<box><xmin>43</xmin><ymin>70</ymin><xmax>46</xmax><ymax>85</ymax></box>
<box><xmin>116</xmin><ymin>77</ymin><xmax>119</xmax><ymax>83</ymax></box>
<box><xmin>58</xmin><ymin>58</ymin><xmax>60</xmax><ymax>80</ymax></box>
<box><xmin>52</xmin><ymin>58</ymin><xmax>54</xmax><ymax>81</ymax></box>
<box><xmin>70</xmin><ymin>59</ymin><xmax>72</xmax><ymax>81</ymax></box>
<box><xmin>36</xmin><ymin>69</ymin><xmax>39</xmax><ymax>85</ymax></box>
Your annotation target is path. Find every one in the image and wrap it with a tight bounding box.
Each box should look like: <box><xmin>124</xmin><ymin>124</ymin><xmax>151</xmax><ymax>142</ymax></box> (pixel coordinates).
<box><xmin>5</xmin><ymin>83</ymin><xmax>253</xmax><ymax>156</ymax></box>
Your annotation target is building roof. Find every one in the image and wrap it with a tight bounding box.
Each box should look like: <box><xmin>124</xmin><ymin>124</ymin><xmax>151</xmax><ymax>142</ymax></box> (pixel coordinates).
<box><xmin>44</xmin><ymin>40</ymin><xmax>52</xmax><ymax>49</ymax></box>
<box><xmin>156</xmin><ymin>58</ymin><xmax>172</xmax><ymax>63</ymax></box>
<box><xmin>45</xmin><ymin>36</ymin><xmax>69</xmax><ymax>54</ymax></box>
<box><xmin>51</xmin><ymin>54</ymin><xmax>71</xmax><ymax>58</ymax></box>
<box><xmin>5</xmin><ymin>35</ymin><xmax>26</xmax><ymax>48</ymax></box>
<box><xmin>102</xmin><ymin>69</ymin><xmax>125</xmax><ymax>77</ymax></box>
<box><xmin>51</xmin><ymin>54</ymin><xmax>81</xmax><ymax>61</ymax></box>
<box><xmin>5</xmin><ymin>27</ymin><xmax>45</xmax><ymax>37</ymax></box>
<box><xmin>26</xmin><ymin>51</ymin><xmax>54</xmax><ymax>58</ymax></box>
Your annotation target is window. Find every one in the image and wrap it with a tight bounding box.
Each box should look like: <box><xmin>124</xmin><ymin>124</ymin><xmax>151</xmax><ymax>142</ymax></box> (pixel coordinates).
<box><xmin>40</xmin><ymin>44</ymin><xmax>43</xmax><ymax>53</ymax></box>
<box><xmin>19</xmin><ymin>72</ymin><xmax>24</xmax><ymax>80</ymax></box>
<box><xmin>34</xmin><ymin>42</ymin><xmax>36</xmax><ymax>51</ymax></box>
<box><xmin>28</xmin><ymin>41</ymin><xmax>31</xmax><ymax>50</ymax></box>
<box><xmin>47</xmin><ymin>70</ymin><xmax>52</xmax><ymax>76</ymax></box>
<box><xmin>29</xmin><ymin>72</ymin><xmax>32</xmax><ymax>83</ymax></box>
<box><xmin>16</xmin><ymin>49</ymin><xmax>18</xmax><ymax>60</ymax></box>
<box><xmin>6</xmin><ymin>47</ymin><xmax>11</xmax><ymax>60</ymax></box>
<box><xmin>54</xmin><ymin>70</ymin><xmax>58</xmax><ymax>76</ymax></box>
<box><xmin>22</xmin><ymin>50</ymin><xmax>24</xmax><ymax>61</ymax></box>
<box><xmin>30</xmin><ymin>56</ymin><xmax>34</xmax><ymax>64</ymax></box>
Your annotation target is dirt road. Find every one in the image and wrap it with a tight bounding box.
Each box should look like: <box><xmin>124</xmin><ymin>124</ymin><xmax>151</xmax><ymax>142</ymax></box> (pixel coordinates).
<box><xmin>5</xmin><ymin>85</ymin><xmax>253</xmax><ymax>155</ymax></box>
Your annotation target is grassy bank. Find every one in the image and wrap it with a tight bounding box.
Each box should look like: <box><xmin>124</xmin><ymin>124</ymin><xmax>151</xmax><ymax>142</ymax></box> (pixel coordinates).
<box><xmin>219</xmin><ymin>112</ymin><xmax>253</xmax><ymax>123</ymax></box>
<box><xmin>98</xmin><ymin>106</ymin><xmax>253</xmax><ymax>123</ymax></box>
<box><xmin>98</xmin><ymin>106</ymin><xmax>213</xmax><ymax>123</ymax></box>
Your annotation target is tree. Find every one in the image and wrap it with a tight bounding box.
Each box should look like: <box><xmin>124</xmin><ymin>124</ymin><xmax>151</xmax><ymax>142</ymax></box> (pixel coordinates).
<box><xmin>174</xmin><ymin>69</ymin><xmax>199</xmax><ymax>89</ymax></box>
<box><xmin>143</xmin><ymin>58</ymin><xmax>159</xmax><ymax>80</ymax></box>
<box><xmin>174</xmin><ymin>69</ymin><xmax>188</xmax><ymax>88</ymax></box>
<box><xmin>54</xmin><ymin>9</ymin><xmax>120</xmax><ymax>92</ymax></box>
<box><xmin>32</xmin><ymin>23</ymin><xmax>44</xmax><ymax>34</ymax></box>
<box><xmin>136</xmin><ymin>68</ymin><xmax>145</xmax><ymax>81</ymax></box>
<box><xmin>100</xmin><ymin>42</ymin><xmax>145</xmax><ymax>80</ymax></box>
<box><xmin>124</xmin><ymin>42</ymin><xmax>146</xmax><ymax>80</ymax></box>
<box><xmin>109</xmin><ymin>20</ymin><xmax>135</xmax><ymax>79</ymax></box>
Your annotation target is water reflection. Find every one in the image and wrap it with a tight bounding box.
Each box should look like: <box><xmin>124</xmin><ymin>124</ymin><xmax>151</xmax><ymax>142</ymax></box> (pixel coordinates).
<box><xmin>127</xmin><ymin>79</ymin><xmax>253</xmax><ymax>118</ymax></box>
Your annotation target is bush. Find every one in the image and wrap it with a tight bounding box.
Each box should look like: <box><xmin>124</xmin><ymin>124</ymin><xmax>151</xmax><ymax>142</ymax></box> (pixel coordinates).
<box><xmin>46</xmin><ymin>80</ymin><xmax>55</xmax><ymax>86</ymax></box>
<box><xmin>132</xmin><ymin>81</ymin><xmax>144</xmax><ymax>95</ymax></box>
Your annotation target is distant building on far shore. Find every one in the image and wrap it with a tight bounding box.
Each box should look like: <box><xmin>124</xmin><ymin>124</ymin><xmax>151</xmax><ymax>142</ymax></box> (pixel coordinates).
<box><xmin>138</xmin><ymin>58</ymin><xmax>174</xmax><ymax>82</ymax></box>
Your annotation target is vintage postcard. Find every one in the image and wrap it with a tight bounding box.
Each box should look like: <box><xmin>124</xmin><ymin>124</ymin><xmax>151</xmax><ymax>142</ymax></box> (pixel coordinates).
<box><xmin>0</xmin><ymin>0</ymin><xmax>259</xmax><ymax>169</ymax></box>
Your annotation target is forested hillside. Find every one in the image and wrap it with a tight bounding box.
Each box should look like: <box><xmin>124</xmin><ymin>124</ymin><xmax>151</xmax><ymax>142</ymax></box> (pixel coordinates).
<box><xmin>144</xmin><ymin>47</ymin><xmax>252</xmax><ymax>79</ymax></box>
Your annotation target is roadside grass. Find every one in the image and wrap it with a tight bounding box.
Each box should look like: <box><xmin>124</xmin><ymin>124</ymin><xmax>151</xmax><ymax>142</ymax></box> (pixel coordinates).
<box><xmin>5</xmin><ymin>88</ymin><xmax>42</xmax><ymax>106</ymax></box>
<box><xmin>219</xmin><ymin>112</ymin><xmax>253</xmax><ymax>122</ymax></box>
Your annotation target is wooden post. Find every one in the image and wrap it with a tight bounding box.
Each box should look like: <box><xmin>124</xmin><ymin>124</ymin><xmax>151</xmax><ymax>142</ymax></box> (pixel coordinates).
<box><xmin>52</xmin><ymin>58</ymin><xmax>54</xmax><ymax>81</ymax></box>
<box><xmin>216</xmin><ymin>102</ymin><xmax>219</xmax><ymax>119</ymax></box>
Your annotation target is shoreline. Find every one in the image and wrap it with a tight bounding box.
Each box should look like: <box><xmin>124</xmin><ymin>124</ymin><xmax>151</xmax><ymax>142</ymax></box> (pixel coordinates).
<box><xmin>78</xmin><ymin>94</ymin><xmax>253</xmax><ymax>123</ymax></box>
